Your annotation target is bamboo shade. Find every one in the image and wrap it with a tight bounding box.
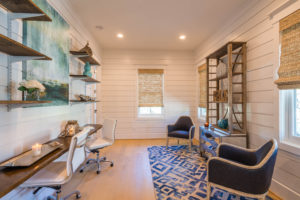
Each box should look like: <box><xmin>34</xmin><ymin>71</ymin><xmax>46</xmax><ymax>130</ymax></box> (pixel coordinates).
<box><xmin>138</xmin><ymin>69</ymin><xmax>164</xmax><ymax>107</ymax></box>
<box><xmin>198</xmin><ymin>64</ymin><xmax>207</xmax><ymax>108</ymax></box>
<box><xmin>275</xmin><ymin>9</ymin><xmax>300</xmax><ymax>89</ymax></box>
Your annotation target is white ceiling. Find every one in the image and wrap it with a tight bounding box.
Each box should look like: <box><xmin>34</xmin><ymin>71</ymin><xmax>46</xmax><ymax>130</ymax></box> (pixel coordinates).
<box><xmin>68</xmin><ymin>0</ymin><xmax>251</xmax><ymax>50</ymax></box>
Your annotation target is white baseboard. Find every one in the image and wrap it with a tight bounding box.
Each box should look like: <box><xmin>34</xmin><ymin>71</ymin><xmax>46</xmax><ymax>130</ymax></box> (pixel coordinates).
<box><xmin>116</xmin><ymin>133</ymin><xmax>166</xmax><ymax>139</ymax></box>
<box><xmin>271</xmin><ymin>178</ymin><xmax>300</xmax><ymax>200</ymax></box>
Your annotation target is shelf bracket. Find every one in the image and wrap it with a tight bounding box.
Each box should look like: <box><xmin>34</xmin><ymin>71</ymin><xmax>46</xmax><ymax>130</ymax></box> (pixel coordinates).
<box><xmin>8</xmin><ymin>13</ymin><xmax>44</xmax><ymax>20</ymax></box>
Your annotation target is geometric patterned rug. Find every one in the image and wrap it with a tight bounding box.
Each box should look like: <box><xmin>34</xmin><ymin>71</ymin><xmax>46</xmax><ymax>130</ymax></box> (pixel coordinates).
<box><xmin>147</xmin><ymin>145</ymin><xmax>272</xmax><ymax>200</ymax></box>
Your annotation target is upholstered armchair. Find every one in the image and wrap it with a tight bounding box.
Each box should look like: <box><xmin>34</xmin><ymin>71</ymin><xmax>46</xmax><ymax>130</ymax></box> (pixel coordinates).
<box><xmin>207</xmin><ymin>139</ymin><xmax>278</xmax><ymax>200</ymax></box>
<box><xmin>166</xmin><ymin>116</ymin><xmax>195</xmax><ymax>152</ymax></box>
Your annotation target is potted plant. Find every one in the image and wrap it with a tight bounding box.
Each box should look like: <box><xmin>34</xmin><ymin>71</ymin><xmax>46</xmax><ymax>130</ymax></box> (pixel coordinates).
<box><xmin>18</xmin><ymin>80</ymin><xmax>46</xmax><ymax>101</ymax></box>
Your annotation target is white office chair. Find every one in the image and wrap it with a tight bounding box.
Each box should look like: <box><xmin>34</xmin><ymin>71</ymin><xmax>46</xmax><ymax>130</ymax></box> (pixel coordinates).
<box><xmin>80</xmin><ymin>119</ymin><xmax>117</xmax><ymax>174</ymax></box>
<box><xmin>21</xmin><ymin>126</ymin><xmax>93</xmax><ymax>200</ymax></box>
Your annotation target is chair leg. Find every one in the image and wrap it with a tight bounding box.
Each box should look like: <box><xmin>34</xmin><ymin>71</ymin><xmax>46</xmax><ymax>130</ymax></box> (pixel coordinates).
<box><xmin>62</xmin><ymin>190</ymin><xmax>81</xmax><ymax>200</ymax></box>
<box><xmin>96</xmin><ymin>151</ymin><xmax>101</xmax><ymax>174</ymax></box>
<box><xmin>80</xmin><ymin>149</ymin><xmax>113</xmax><ymax>174</ymax></box>
<box><xmin>166</xmin><ymin>137</ymin><xmax>169</xmax><ymax>149</ymax></box>
<box><xmin>32</xmin><ymin>187</ymin><xmax>42</xmax><ymax>195</ymax></box>
<box><xmin>177</xmin><ymin>139</ymin><xmax>180</xmax><ymax>145</ymax></box>
<box><xmin>47</xmin><ymin>186</ymin><xmax>61</xmax><ymax>200</ymax></box>
<box><xmin>207</xmin><ymin>183</ymin><xmax>211</xmax><ymax>200</ymax></box>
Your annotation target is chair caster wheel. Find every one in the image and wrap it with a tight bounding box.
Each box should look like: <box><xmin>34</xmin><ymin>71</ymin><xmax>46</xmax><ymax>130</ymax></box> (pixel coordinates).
<box><xmin>80</xmin><ymin>169</ymin><xmax>83</xmax><ymax>173</ymax></box>
<box><xmin>76</xmin><ymin>194</ymin><xmax>81</xmax><ymax>199</ymax></box>
<box><xmin>110</xmin><ymin>163</ymin><xmax>114</xmax><ymax>167</ymax></box>
<box><xmin>86</xmin><ymin>161</ymin><xmax>90</xmax><ymax>164</ymax></box>
<box><xmin>97</xmin><ymin>170</ymin><xmax>100</xmax><ymax>174</ymax></box>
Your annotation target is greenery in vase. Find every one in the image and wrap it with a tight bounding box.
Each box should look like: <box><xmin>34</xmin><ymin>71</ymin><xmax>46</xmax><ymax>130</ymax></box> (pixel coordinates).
<box><xmin>18</xmin><ymin>80</ymin><xmax>46</xmax><ymax>100</ymax></box>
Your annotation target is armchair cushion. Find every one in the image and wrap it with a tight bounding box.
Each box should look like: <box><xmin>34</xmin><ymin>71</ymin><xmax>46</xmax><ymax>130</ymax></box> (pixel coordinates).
<box><xmin>168</xmin><ymin>130</ymin><xmax>189</xmax><ymax>139</ymax></box>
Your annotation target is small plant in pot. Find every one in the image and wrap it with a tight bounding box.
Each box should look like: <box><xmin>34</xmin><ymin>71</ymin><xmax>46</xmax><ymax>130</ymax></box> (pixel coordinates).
<box><xmin>18</xmin><ymin>80</ymin><xmax>46</xmax><ymax>101</ymax></box>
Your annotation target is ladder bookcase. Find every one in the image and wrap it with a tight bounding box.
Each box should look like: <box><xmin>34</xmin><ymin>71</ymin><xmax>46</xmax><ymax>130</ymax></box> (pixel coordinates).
<box><xmin>205</xmin><ymin>41</ymin><xmax>248</xmax><ymax>147</ymax></box>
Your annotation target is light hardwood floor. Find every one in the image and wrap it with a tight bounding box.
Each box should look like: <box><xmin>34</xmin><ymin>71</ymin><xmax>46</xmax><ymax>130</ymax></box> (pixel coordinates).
<box><xmin>61</xmin><ymin>139</ymin><xmax>169</xmax><ymax>200</ymax></box>
<box><xmin>52</xmin><ymin>139</ymin><xmax>281</xmax><ymax>200</ymax></box>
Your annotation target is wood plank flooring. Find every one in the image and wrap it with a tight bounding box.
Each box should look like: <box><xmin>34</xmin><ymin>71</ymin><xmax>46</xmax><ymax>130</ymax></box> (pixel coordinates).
<box><xmin>5</xmin><ymin>139</ymin><xmax>281</xmax><ymax>200</ymax></box>
<box><xmin>61</xmin><ymin>139</ymin><xmax>169</xmax><ymax>200</ymax></box>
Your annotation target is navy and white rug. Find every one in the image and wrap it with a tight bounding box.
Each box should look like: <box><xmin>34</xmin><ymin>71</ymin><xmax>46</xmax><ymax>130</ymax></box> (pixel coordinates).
<box><xmin>147</xmin><ymin>145</ymin><xmax>272</xmax><ymax>200</ymax></box>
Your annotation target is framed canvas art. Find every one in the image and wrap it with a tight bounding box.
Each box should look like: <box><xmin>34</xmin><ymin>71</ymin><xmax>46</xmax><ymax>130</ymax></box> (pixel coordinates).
<box><xmin>23</xmin><ymin>0</ymin><xmax>70</xmax><ymax>106</ymax></box>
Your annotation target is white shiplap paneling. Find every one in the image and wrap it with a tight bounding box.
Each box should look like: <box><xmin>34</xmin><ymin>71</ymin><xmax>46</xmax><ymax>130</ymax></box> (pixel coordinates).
<box><xmin>99</xmin><ymin>50</ymin><xmax>197</xmax><ymax>139</ymax></box>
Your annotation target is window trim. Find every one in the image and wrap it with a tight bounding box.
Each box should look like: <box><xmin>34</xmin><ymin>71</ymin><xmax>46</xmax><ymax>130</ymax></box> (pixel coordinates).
<box><xmin>279</xmin><ymin>89</ymin><xmax>300</xmax><ymax>155</ymax></box>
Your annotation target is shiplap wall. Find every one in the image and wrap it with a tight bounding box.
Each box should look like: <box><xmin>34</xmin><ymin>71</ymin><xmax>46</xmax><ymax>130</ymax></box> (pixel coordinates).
<box><xmin>194</xmin><ymin>0</ymin><xmax>300</xmax><ymax>199</ymax></box>
<box><xmin>99</xmin><ymin>50</ymin><xmax>198</xmax><ymax>139</ymax></box>
<box><xmin>0</xmin><ymin>0</ymin><xmax>102</xmax><ymax>199</ymax></box>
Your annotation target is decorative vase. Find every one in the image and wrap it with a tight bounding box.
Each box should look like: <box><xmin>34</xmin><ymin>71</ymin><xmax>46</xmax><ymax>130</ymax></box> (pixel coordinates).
<box><xmin>83</xmin><ymin>62</ymin><xmax>92</xmax><ymax>77</ymax></box>
<box><xmin>218</xmin><ymin>118</ymin><xmax>228</xmax><ymax>129</ymax></box>
<box><xmin>24</xmin><ymin>90</ymin><xmax>40</xmax><ymax>101</ymax></box>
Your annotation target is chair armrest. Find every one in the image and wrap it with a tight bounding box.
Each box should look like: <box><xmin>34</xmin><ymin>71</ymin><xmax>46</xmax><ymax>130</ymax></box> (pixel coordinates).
<box><xmin>217</xmin><ymin>143</ymin><xmax>257</xmax><ymax>166</ymax></box>
<box><xmin>208</xmin><ymin>157</ymin><xmax>270</xmax><ymax>195</ymax></box>
<box><xmin>167</xmin><ymin>124</ymin><xmax>176</xmax><ymax>133</ymax></box>
<box><xmin>189</xmin><ymin>126</ymin><xmax>195</xmax><ymax>139</ymax></box>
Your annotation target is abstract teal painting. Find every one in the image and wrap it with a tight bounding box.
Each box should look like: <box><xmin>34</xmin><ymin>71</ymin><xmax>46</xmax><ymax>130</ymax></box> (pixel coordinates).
<box><xmin>23</xmin><ymin>0</ymin><xmax>69</xmax><ymax>106</ymax></box>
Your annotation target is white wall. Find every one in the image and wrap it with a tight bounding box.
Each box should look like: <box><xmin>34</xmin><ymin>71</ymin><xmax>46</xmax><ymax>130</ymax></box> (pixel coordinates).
<box><xmin>0</xmin><ymin>0</ymin><xmax>102</xmax><ymax>199</ymax></box>
<box><xmin>99</xmin><ymin>49</ymin><xmax>197</xmax><ymax>139</ymax></box>
<box><xmin>194</xmin><ymin>0</ymin><xmax>300</xmax><ymax>199</ymax></box>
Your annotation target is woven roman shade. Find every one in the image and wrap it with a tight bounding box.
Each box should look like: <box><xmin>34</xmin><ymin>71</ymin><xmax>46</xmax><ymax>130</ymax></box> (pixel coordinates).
<box><xmin>275</xmin><ymin>9</ymin><xmax>300</xmax><ymax>89</ymax></box>
<box><xmin>198</xmin><ymin>64</ymin><xmax>207</xmax><ymax>108</ymax></box>
<box><xmin>138</xmin><ymin>69</ymin><xmax>164</xmax><ymax>107</ymax></box>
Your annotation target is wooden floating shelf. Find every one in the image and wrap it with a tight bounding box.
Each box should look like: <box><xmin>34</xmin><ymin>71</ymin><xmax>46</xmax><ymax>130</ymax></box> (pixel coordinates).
<box><xmin>0</xmin><ymin>0</ymin><xmax>52</xmax><ymax>21</ymax></box>
<box><xmin>70</xmin><ymin>100</ymin><xmax>100</xmax><ymax>103</ymax></box>
<box><xmin>70</xmin><ymin>51</ymin><xmax>100</xmax><ymax>66</ymax></box>
<box><xmin>0</xmin><ymin>100</ymin><xmax>52</xmax><ymax>105</ymax></box>
<box><xmin>69</xmin><ymin>74</ymin><xmax>100</xmax><ymax>83</ymax></box>
<box><xmin>209</xmin><ymin>72</ymin><xmax>243</xmax><ymax>81</ymax></box>
<box><xmin>0</xmin><ymin>34</ymin><xmax>51</xmax><ymax>60</ymax></box>
<box><xmin>211</xmin><ymin>101</ymin><xmax>243</xmax><ymax>104</ymax></box>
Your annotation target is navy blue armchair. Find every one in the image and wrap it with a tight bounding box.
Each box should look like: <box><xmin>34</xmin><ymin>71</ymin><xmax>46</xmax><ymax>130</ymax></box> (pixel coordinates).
<box><xmin>207</xmin><ymin>139</ymin><xmax>278</xmax><ymax>200</ymax></box>
<box><xmin>166</xmin><ymin>116</ymin><xmax>195</xmax><ymax>152</ymax></box>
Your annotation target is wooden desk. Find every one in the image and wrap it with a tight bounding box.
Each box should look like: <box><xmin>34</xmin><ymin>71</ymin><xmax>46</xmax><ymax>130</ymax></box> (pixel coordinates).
<box><xmin>0</xmin><ymin>123</ymin><xmax>102</xmax><ymax>198</ymax></box>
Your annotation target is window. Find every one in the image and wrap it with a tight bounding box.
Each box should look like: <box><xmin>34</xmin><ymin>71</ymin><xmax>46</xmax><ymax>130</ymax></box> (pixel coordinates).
<box><xmin>138</xmin><ymin>69</ymin><xmax>164</xmax><ymax>116</ymax></box>
<box><xmin>198</xmin><ymin>64</ymin><xmax>207</xmax><ymax>120</ymax></box>
<box><xmin>280</xmin><ymin>89</ymin><xmax>300</xmax><ymax>147</ymax></box>
<box><xmin>138</xmin><ymin>107</ymin><xmax>162</xmax><ymax>115</ymax></box>
<box><xmin>276</xmin><ymin>10</ymin><xmax>300</xmax><ymax>154</ymax></box>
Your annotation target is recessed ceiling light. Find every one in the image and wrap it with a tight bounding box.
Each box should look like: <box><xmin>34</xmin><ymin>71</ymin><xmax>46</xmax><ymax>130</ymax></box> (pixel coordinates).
<box><xmin>95</xmin><ymin>25</ymin><xmax>104</xmax><ymax>30</ymax></box>
<box><xmin>179</xmin><ymin>35</ymin><xmax>186</xmax><ymax>40</ymax></box>
<box><xmin>117</xmin><ymin>33</ymin><xmax>124</xmax><ymax>38</ymax></box>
